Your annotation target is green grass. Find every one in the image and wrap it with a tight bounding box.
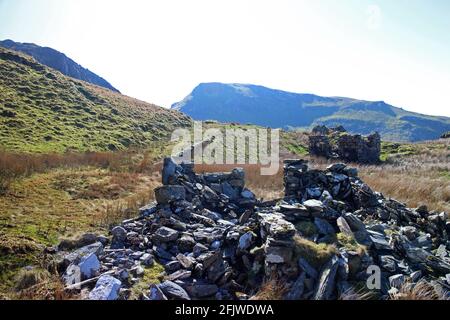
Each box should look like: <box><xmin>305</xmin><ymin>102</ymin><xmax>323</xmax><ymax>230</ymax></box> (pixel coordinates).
<box><xmin>336</xmin><ymin>233</ymin><xmax>367</xmax><ymax>255</ymax></box>
<box><xmin>285</xmin><ymin>144</ymin><xmax>309</xmax><ymax>156</ymax></box>
<box><xmin>438</xmin><ymin>169</ymin><xmax>450</xmax><ymax>180</ymax></box>
<box><xmin>0</xmin><ymin>47</ymin><xmax>191</xmax><ymax>153</ymax></box>
<box><xmin>295</xmin><ymin>221</ymin><xmax>317</xmax><ymax>237</ymax></box>
<box><xmin>380</xmin><ymin>142</ymin><xmax>418</xmax><ymax>161</ymax></box>
<box><xmin>129</xmin><ymin>263</ymin><xmax>165</xmax><ymax>300</ymax></box>
<box><xmin>280</xmin><ymin>131</ymin><xmax>309</xmax><ymax>156</ymax></box>
<box><xmin>293</xmin><ymin>235</ymin><xmax>338</xmax><ymax>269</ymax></box>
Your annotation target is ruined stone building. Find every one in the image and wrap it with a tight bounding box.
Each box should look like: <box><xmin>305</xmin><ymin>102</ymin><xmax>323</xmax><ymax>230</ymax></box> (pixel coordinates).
<box><xmin>308</xmin><ymin>125</ymin><xmax>381</xmax><ymax>164</ymax></box>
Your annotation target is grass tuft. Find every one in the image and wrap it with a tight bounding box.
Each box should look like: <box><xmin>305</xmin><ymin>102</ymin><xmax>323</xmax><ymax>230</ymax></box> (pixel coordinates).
<box><xmin>293</xmin><ymin>235</ymin><xmax>338</xmax><ymax>269</ymax></box>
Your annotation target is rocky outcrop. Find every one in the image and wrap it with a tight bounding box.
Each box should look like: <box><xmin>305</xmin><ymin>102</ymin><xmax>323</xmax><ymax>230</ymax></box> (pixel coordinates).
<box><xmin>309</xmin><ymin>125</ymin><xmax>381</xmax><ymax>164</ymax></box>
<box><xmin>0</xmin><ymin>39</ymin><xmax>120</xmax><ymax>92</ymax></box>
<box><xmin>53</xmin><ymin>158</ymin><xmax>449</xmax><ymax>300</ymax></box>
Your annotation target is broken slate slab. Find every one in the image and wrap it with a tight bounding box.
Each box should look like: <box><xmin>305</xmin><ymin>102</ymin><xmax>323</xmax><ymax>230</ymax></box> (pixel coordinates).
<box><xmin>313</xmin><ymin>256</ymin><xmax>339</xmax><ymax>300</ymax></box>
<box><xmin>155</xmin><ymin>186</ymin><xmax>186</xmax><ymax>205</ymax></box>
<box><xmin>147</xmin><ymin>283</ymin><xmax>168</xmax><ymax>300</ymax></box>
<box><xmin>78</xmin><ymin>252</ymin><xmax>100</xmax><ymax>279</ymax></box>
<box><xmin>265</xmin><ymin>244</ymin><xmax>293</xmax><ymax>264</ymax></box>
<box><xmin>303</xmin><ymin>200</ymin><xmax>324</xmax><ymax>213</ymax></box>
<box><xmin>88</xmin><ymin>275</ymin><xmax>122</xmax><ymax>300</ymax></box>
<box><xmin>367</xmin><ymin>230</ymin><xmax>391</xmax><ymax>251</ymax></box>
<box><xmin>314</xmin><ymin>218</ymin><xmax>335</xmax><ymax>236</ymax></box>
<box><xmin>389</xmin><ymin>274</ymin><xmax>406</xmax><ymax>289</ymax></box>
<box><xmin>176</xmin><ymin>254</ymin><xmax>195</xmax><ymax>270</ymax></box>
<box><xmin>336</xmin><ymin>217</ymin><xmax>353</xmax><ymax>237</ymax></box>
<box><xmin>63</xmin><ymin>264</ymin><xmax>81</xmax><ymax>287</ymax></box>
<box><xmin>298</xmin><ymin>258</ymin><xmax>318</xmax><ymax>279</ymax></box>
<box><xmin>62</xmin><ymin>242</ymin><xmax>103</xmax><ymax>269</ymax></box>
<box><xmin>238</xmin><ymin>232</ymin><xmax>254</xmax><ymax>251</ymax></box>
<box><xmin>153</xmin><ymin>227</ymin><xmax>179</xmax><ymax>243</ymax></box>
<box><xmin>286</xmin><ymin>272</ymin><xmax>306</xmax><ymax>300</ymax></box>
<box><xmin>158</xmin><ymin>281</ymin><xmax>191</xmax><ymax>300</ymax></box>
<box><xmin>186</xmin><ymin>284</ymin><xmax>219</xmax><ymax>298</ymax></box>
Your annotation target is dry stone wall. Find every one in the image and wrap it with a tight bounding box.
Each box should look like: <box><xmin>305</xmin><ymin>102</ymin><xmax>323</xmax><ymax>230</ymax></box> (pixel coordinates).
<box><xmin>53</xmin><ymin>158</ymin><xmax>450</xmax><ymax>300</ymax></box>
<box><xmin>309</xmin><ymin>125</ymin><xmax>381</xmax><ymax>164</ymax></box>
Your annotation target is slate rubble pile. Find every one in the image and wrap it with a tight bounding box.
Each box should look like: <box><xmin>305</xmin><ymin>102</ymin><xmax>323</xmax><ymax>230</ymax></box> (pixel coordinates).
<box><xmin>55</xmin><ymin>158</ymin><xmax>450</xmax><ymax>300</ymax></box>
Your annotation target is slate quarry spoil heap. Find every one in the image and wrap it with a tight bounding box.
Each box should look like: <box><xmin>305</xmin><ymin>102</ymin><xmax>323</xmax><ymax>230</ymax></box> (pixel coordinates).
<box><xmin>56</xmin><ymin>159</ymin><xmax>450</xmax><ymax>300</ymax></box>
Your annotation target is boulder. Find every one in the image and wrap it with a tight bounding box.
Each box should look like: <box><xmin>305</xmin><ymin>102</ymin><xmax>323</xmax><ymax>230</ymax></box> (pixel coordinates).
<box><xmin>158</xmin><ymin>281</ymin><xmax>191</xmax><ymax>300</ymax></box>
<box><xmin>238</xmin><ymin>232</ymin><xmax>254</xmax><ymax>251</ymax></box>
<box><xmin>155</xmin><ymin>186</ymin><xmax>186</xmax><ymax>204</ymax></box>
<box><xmin>78</xmin><ymin>253</ymin><xmax>100</xmax><ymax>279</ymax></box>
<box><xmin>148</xmin><ymin>284</ymin><xmax>168</xmax><ymax>300</ymax></box>
<box><xmin>153</xmin><ymin>227</ymin><xmax>179</xmax><ymax>243</ymax></box>
<box><xmin>111</xmin><ymin>226</ymin><xmax>127</xmax><ymax>249</ymax></box>
<box><xmin>88</xmin><ymin>275</ymin><xmax>122</xmax><ymax>300</ymax></box>
<box><xmin>62</xmin><ymin>242</ymin><xmax>103</xmax><ymax>269</ymax></box>
<box><xmin>188</xmin><ymin>284</ymin><xmax>219</xmax><ymax>298</ymax></box>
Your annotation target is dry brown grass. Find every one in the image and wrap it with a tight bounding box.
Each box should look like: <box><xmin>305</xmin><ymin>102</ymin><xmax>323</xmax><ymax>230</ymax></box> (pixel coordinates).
<box><xmin>13</xmin><ymin>267</ymin><xmax>51</xmax><ymax>291</ymax></box>
<box><xmin>339</xmin><ymin>287</ymin><xmax>375</xmax><ymax>300</ymax></box>
<box><xmin>358</xmin><ymin>145</ymin><xmax>450</xmax><ymax>212</ymax></box>
<box><xmin>13</xmin><ymin>275</ymin><xmax>77</xmax><ymax>300</ymax></box>
<box><xmin>0</xmin><ymin>150</ymin><xmax>137</xmax><ymax>195</ymax></box>
<box><xmin>197</xmin><ymin>142</ymin><xmax>449</xmax><ymax>213</ymax></box>
<box><xmin>389</xmin><ymin>281</ymin><xmax>449</xmax><ymax>300</ymax></box>
<box><xmin>360</xmin><ymin>170</ymin><xmax>449</xmax><ymax>212</ymax></box>
<box><xmin>98</xmin><ymin>178</ymin><xmax>159</xmax><ymax>228</ymax></box>
<box><xmin>250</xmin><ymin>275</ymin><xmax>288</xmax><ymax>300</ymax></box>
<box><xmin>0</xmin><ymin>154</ymin><xmax>162</xmax><ymax>297</ymax></box>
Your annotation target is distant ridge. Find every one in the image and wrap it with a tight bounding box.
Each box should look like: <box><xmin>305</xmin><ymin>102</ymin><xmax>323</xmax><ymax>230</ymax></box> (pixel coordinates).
<box><xmin>0</xmin><ymin>39</ymin><xmax>120</xmax><ymax>93</ymax></box>
<box><xmin>172</xmin><ymin>83</ymin><xmax>450</xmax><ymax>142</ymax></box>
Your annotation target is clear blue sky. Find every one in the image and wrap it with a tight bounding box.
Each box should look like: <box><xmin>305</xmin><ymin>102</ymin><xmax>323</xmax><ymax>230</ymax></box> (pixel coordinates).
<box><xmin>1</xmin><ymin>0</ymin><xmax>449</xmax><ymax>116</ymax></box>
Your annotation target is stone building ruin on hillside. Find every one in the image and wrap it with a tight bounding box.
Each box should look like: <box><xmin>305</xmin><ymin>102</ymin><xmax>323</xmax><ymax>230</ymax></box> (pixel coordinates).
<box><xmin>308</xmin><ymin>125</ymin><xmax>381</xmax><ymax>164</ymax></box>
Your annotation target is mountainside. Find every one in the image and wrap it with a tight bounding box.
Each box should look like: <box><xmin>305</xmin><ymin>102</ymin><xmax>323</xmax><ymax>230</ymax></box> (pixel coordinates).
<box><xmin>0</xmin><ymin>39</ymin><xmax>120</xmax><ymax>93</ymax></box>
<box><xmin>172</xmin><ymin>83</ymin><xmax>450</xmax><ymax>142</ymax></box>
<box><xmin>0</xmin><ymin>47</ymin><xmax>191</xmax><ymax>153</ymax></box>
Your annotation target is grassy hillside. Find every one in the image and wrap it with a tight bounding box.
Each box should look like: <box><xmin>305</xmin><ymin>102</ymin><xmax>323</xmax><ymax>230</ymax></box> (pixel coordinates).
<box><xmin>0</xmin><ymin>47</ymin><xmax>191</xmax><ymax>153</ymax></box>
<box><xmin>0</xmin><ymin>39</ymin><xmax>120</xmax><ymax>93</ymax></box>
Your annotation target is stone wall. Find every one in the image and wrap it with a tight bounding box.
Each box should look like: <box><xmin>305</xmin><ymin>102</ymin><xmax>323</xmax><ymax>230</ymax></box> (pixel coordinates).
<box><xmin>308</xmin><ymin>125</ymin><xmax>381</xmax><ymax>164</ymax></box>
<box><xmin>56</xmin><ymin>158</ymin><xmax>450</xmax><ymax>301</ymax></box>
<box><xmin>337</xmin><ymin>131</ymin><xmax>381</xmax><ymax>164</ymax></box>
